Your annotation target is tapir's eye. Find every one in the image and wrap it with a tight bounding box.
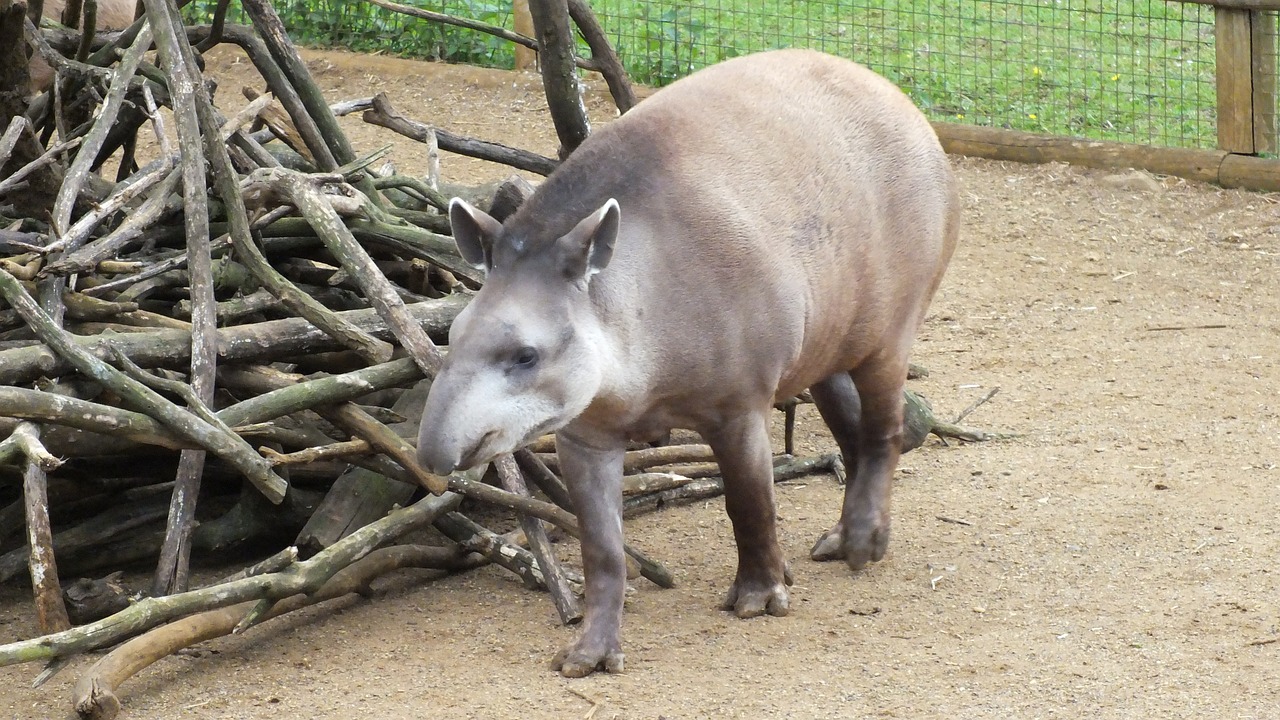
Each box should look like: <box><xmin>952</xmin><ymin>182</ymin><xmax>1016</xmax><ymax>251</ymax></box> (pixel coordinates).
<box><xmin>513</xmin><ymin>346</ymin><xmax>539</xmax><ymax>369</ymax></box>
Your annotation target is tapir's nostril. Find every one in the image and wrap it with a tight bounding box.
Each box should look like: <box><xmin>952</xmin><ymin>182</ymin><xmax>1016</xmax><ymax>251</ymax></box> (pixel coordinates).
<box><xmin>430</xmin><ymin>459</ymin><xmax>457</xmax><ymax>476</ymax></box>
<box><xmin>416</xmin><ymin>434</ymin><xmax>458</xmax><ymax>476</ymax></box>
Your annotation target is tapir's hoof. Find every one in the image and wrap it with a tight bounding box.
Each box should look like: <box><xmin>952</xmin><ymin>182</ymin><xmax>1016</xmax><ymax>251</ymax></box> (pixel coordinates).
<box><xmin>810</xmin><ymin>521</ymin><xmax>890</xmax><ymax>571</ymax></box>
<box><xmin>551</xmin><ymin>639</ymin><xmax>625</xmax><ymax>678</ymax></box>
<box><xmin>721</xmin><ymin>578</ymin><xmax>790</xmax><ymax>618</ymax></box>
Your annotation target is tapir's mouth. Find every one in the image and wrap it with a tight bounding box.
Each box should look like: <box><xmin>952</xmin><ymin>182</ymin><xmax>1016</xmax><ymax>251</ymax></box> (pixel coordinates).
<box><xmin>456</xmin><ymin>418</ymin><xmax>565</xmax><ymax>470</ymax></box>
<box><xmin>520</xmin><ymin>418</ymin><xmax>563</xmax><ymax>448</ymax></box>
<box><xmin>459</xmin><ymin>429</ymin><xmax>501</xmax><ymax>470</ymax></box>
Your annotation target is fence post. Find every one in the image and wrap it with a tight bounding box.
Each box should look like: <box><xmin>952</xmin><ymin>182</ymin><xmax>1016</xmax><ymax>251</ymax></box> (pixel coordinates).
<box><xmin>513</xmin><ymin>0</ymin><xmax>536</xmax><ymax>71</ymax></box>
<box><xmin>1251</xmin><ymin>10</ymin><xmax>1277</xmax><ymax>154</ymax></box>
<box><xmin>1215</xmin><ymin>7</ymin><xmax>1277</xmax><ymax>154</ymax></box>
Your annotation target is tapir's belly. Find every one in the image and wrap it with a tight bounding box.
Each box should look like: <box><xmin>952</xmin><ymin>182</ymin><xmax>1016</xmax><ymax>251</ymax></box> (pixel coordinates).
<box><xmin>604</xmin><ymin>235</ymin><xmax>926</xmax><ymax>435</ymax></box>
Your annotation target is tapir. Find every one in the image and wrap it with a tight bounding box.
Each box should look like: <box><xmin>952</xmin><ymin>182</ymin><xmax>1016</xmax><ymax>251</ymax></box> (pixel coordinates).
<box><xmin>417</xmin><ymin>49</ymin><xmax>959</xmax><ymax>677</ymax></box>
<box><xmin>29</xmin><ymin>0</ymin><xmax>136</xmax><ymax>94</ymax></box>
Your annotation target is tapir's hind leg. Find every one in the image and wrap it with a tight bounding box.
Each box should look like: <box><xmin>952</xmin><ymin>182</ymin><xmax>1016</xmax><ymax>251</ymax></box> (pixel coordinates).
<box><xmin>809</xmin><ymin>354</ymin><xmax>906</xmax><ymax>571</ymax></box>
<box><xmin>704</xmin><ymin>408</ymin><xmax>791</xmax><ymax>618</ymax></box>
<box><xmin>808</xmin><ymin>371</ymin><xmax>862</xmax><ymax>561</ymax></box>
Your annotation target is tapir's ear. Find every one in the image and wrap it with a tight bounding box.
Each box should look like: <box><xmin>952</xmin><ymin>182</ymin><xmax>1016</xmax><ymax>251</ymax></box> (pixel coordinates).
<box><xmin>449</xmin><ymin>198</ymin><xmax>503</xmax><ymax>272</ymax></box>
<box><xmin>556</xmin><ymin>199</ymin><xmax>620</xmax><ymax>281</ymax></box>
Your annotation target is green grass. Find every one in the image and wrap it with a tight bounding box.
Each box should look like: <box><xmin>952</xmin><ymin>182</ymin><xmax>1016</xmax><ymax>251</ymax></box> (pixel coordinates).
<box><xmin>184</xmin><ymin>0</ymin><xmax>518</xmax><ymax>66</ymax></box>
<box><xmin>589</xmin><ymin>0</ymin><xmax>1219</xmax><ymax>148</ymax></box>
<box><xmin>182</xmin><ymin>0</ymin><xmax>1220</xmax><ymax>149</ymax></box>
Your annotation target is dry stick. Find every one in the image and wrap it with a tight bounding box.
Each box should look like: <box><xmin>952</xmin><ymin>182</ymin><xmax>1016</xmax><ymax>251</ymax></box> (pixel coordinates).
<box><xmin>494</xmin><ymin>455</ymin><xmax>582</xmax><ymax>625</ymax></box>
<box><xmin>45</xmin><ymin>161</ymin><xmax>176</xmax><ymax>257</ymax></box>
<box><xmin>362</xmin><ymin>0</ymin><xmax>538</xmax><ymax>52</ymax></box>
<box><xmin>262</xmin><ymin>439</ymin><xmax>371</xmax><ymax>466</ymax></box>
<box><xmin>142</xmin><ymin>0</ymin><xmax>216</xmax><ymax>597</ymax></box>
<box><xmin>241</xmin><ymin>86</ymin><xmax>312</xmax><ymax>162</ymax></box>
<box><xmin>446</xmin><ymin>472</ymin><xmax>674</xmax><ymax>588</ymax></box>
<box><xmin>347</xmin><ymin>215</ymin><xmax>485</xmax><ymax>287</ymax></box>
<box><xmin>0</xmin><ymin>387</ymin><xmax>187</xmax><ymax>449</ymax></box>
<box><xmin>0</xmin><ymin>491</ymin><xmax>462</xmax><ymax>668</ymax></box>
<box><xmin>537</xmin><ymin>444</ymin><xmax>717</xmax><ymax>475</ymax></box>
<box><xmin>198</xmin><ymin>138</ymin><xmax>394</xmax><ymax>366</ymax></box>
<box><xmin>205</xmin><ymin>546</ymin><xmax>299</xmax><ymax>587</ymax></box>
<box><xmin>622</xmin><ymin>472</ymin><xmax>693</xmax><ymax>496</ymax></box>
<box><xmin>623</xmin><ymin>444</ymin><xmax>713</xmax><ymax>472</ymax></box>
<box><xmin>251</xmin><ymin>167</ymin><xmax>440</xmax><ymax>379</ymax></box>
<box><xmin>0</xmin><ymin>135</ymin><xmax>81</xmax><ymax>196</ymax></box>
<box><xmin>4</xmin><ymin>421</ymin><xmax>63</xmax><ymax>472</ymax></box>
<box><xmin>434</xmin><ymin>512</ymin><xmax>547</xmax><ymax>590</ymax></box>
<box><xmin>216</xmin><ymin>357</ymin><xmax>423</xmax><ymax>427</ymax></box>
<box><xmin>0</xmin><ymin>270</ymin><xmax>288</xmax><ymax>503</ymax></box>
<box><xmin>219</xmin><ymin>362</ymin><xmax>448</xmax><ymax>496</ymax></box>
<box><xmin>22</xmin><ymin>435</ymin><xmax>72</xmax><ymax>634</ymax></box>
<box><xmin>566</xmin><ymin>0</ymin><xmax>636</xmax><ymax>113</ymax></box>
<box><xmin>0</xmin><ymin>116</ymin><xmax>30</xmax><ymax>169</ymax></box>
<box><xmin>514</xmin><ymin>448</ymin><xmax>575</xmax><ymax>512</ymax></box>
<box><xmin>640</xmin><ymin>461</ymin><xmax>721</xmax><ymax>480</ymax></box>
<box><xmin>319</xmin><ymin>404</ymin><xmax>448</xmax><ymax>495</ymax></box>
<box><xmin>1145</xmin><ymin>323</ymin><xmax>1229</xmax><ymax>331</ymax></box>
<box><xmin>76</xmin><ymin>244</ymin><xmax>203</xmax><ymax>295</ymax></box>
<box><xmin>528</xmin><ymin>0</ymin><xmax>590</xmax><ymax>158</ymax></box>
<box><xmin>77</xmin><ymin>199</ymin><xmax>291</xmax><ymax>296</ymax></box>
<box><xmin>0</xmin><ymin>293</ymin><xmax>466</xmax><ymax>386</ymax></box>
<box><xmin>47</xmin><ymin>22</ymin><xmax>152</xmax><ymax>248</ymax></box>
<box><xmin>361</xmin><ymin>0</ymin><xmax>600</xmax><ymax>72</ymax></box>
<box><xmin>212</xmin><ymin>23</ymin><xmax>337</xmax><ymax>171</ymax></box>
<box><xmin>333</xmin><ymin>95</ymin><xmax>547</xmax><ymax>179</ymax></box>
<box><xmin>0</xmin><ymin>496</ymin><xmax>172</xmax><ymax>584</ymax></box>
<box><xmin>260</xmin><ymin>168</ymin><xmax>600</xmax><ymax>596</ymax></box>
<box><xmin>18</xmin><ymin>20</ymin><xmax>151</xmax><ymax>642</ymax></box>
<box><xmin>240</xmin><ymin>2</ymin><xmax>356</xmax><ymax>169</ymax></box>
<box><xmin>71</xmin><ymin>542</ymin><xmax>480</xmax><ymax>720</ymax></box>
<box><xmin>194</xmin><ymin>0</ymin><xmax>231</xmax><ymax>51</ymax></box>
<box><xmin>361</xmin><ymin>92</ymin><xmax>558</xmax><ymax>176</ymax></box>
<box><xmin>953</xmin><ymin>386</ymin><xmax>1000</xmax><ymax>424</ymax></box>
<box><xmin>43</xmin><ymin>169</ymin><xmax>182</xmax><ymax>276</ymax></box>
<box><xmin>622</xmin><ymin>454</ymin><xmax>842</xmax><ymax>517</ymax></box>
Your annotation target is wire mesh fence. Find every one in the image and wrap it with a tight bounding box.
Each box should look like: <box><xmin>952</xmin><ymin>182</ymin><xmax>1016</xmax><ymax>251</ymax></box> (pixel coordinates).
<box><xmin>589</xmin><ymin>0</ymin><xmax>1218</xmax><ymax>149</ymax></box>
<box><xmin>186</xmin><ymin>1</ymin><xmax>1222</xmax><ymax>149</ymax></box>
<box><xmin>185</xmin><ymin>0</ymin><xmax>520</xmax><ymax>66</ymax></box>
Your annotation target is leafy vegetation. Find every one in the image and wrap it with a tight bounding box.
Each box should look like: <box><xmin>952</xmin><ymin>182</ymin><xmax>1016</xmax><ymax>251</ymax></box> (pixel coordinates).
<box><xmin>184</xmin><ymin>0</ymin><xmax>516</xmax><ymax>65</ymax></box>
<box><xmin>589</xmin><ymin>0</ymin><xmax>1218</xmax><ymax>148</ymax></box>
<box><xmin>183</xmin><ymin>0</ymin><xmax>1219</xmax><ymax>148</ymax></box>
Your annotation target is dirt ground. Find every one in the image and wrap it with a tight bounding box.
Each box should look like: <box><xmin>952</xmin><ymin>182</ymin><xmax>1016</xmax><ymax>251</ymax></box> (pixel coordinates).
<box><xmin>3</xmin><ymin>47</ymin><xmax>1279</xmax><ymax>719</ymax></box>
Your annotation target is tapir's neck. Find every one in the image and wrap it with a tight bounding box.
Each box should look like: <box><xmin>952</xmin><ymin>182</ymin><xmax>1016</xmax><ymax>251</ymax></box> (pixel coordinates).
<box><xmin>564</xmin><ymin>266</ymin><xmax>665</xmax><ymax>440</ymax></box>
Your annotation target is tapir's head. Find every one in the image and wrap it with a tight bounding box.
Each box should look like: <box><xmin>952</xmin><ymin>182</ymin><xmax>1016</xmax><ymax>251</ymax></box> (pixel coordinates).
<box><xmin>416</xmin><ymin>196</ymin><xmax>621</xmax><ymax>475</ymax></box>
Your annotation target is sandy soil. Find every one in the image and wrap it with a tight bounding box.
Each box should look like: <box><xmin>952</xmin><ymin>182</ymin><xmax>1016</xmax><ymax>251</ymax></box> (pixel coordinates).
<box><xmin>2</xmin><ymin>46</ymin><xmax>1278</xmax><ymax>719</ymax></box>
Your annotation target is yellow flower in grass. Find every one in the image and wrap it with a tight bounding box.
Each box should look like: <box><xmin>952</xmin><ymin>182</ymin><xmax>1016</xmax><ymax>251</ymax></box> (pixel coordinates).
<box><xmin>1032</xmin><ymin>66</ymin><xmax>1042</xmax><ymax>77</ymax></box>
<box><xmin>1028</xmin><ymin>113</ymin><xmax>1037</xmax><ymax>120</ymax></box>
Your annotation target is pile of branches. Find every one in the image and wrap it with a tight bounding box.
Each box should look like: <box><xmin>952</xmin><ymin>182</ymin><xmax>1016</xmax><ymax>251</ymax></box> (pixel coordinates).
<box><xmin>0</xmin><ymin>0</ymin><xmax>999</xmax><ymax>716</ymax></box>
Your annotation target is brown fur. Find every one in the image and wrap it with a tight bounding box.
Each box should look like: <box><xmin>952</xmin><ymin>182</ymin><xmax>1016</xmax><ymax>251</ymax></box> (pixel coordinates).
<box><xmin>28</xmin><ymin>0</ymin><xmax>135</xmax><ymax>93</ymax></box>
<box><xmin>418</xmin><ymin>49</ymin><xmax>959</xmax><ymax>677</ymax></box>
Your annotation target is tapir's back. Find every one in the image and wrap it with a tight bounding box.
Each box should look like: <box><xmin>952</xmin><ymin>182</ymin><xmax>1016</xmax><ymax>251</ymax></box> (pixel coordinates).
<box><xmin>508</xmin><ymin>49</ymin><xmax>958</xmax><ymax>404</ymax></box>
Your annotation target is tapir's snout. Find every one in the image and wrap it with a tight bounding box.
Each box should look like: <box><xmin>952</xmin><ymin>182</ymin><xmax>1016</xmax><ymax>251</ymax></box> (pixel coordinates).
<box><xmin>415</xmin><ymin>427</ymin><xmax>461</xmax><ymax>476</ymax></box>
<box><xmin>417</xmin><ymin>426</ymin><xmax>500</xmax><ymax>477</ymax></box>
<box><xmin>416</xmin><ymin>369</ymin><xmax>505</xmax><ymax>476</ymax></box>
<box><xmin>416</xmin><ymin>379</ymin><xmax>466</xmax><ymax>476</ymax></box>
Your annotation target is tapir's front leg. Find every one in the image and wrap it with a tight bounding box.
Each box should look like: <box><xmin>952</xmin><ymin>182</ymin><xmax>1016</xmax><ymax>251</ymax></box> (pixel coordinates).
<box><xmin>549</xmin><ymin>431</ymin><xmax>627</xmax><ymax>678</ymax></box>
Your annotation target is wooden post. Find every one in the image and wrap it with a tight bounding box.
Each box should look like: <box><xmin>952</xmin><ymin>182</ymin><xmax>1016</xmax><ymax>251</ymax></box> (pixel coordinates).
<box><xmin>513</xmin><ymin>0</ymin><xmax>535</xmax><ymax>71</ymax></box>
<box><xmin>1251</xmin><ymin>10</ymin><xmax>1277</xmax><ymax>153</ymax></box>
<box><xmin>1218</xmin><ymin>8</ymin><xmax>1256</xmax><ymax>152</ymax></box>
<box><xmin>1215</xmin><ymin>7</ymin><xmax>1278</xmax><ymax>154</ymax></box>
